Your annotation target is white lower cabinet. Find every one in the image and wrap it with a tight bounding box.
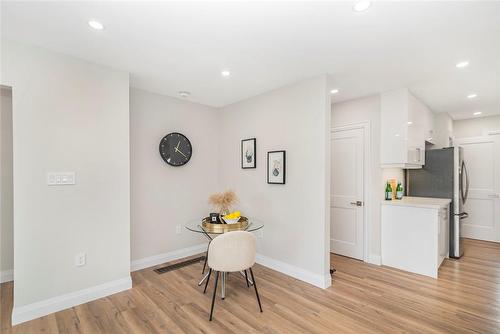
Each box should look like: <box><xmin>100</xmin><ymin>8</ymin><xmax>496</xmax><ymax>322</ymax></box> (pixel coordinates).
<box><xmin>381</xmin><ymin>197</ymin><xmax>451</xmax><ymax>278</ymax></box>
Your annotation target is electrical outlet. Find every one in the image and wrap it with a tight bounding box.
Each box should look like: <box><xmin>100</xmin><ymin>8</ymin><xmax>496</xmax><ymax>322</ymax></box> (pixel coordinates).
<box><xmin>47</xmin><ymin>172</ymin><xmax>76</xmax><ymax>185</ymax></box>
<box><xmin>75</xmin><ymin>252</ymin><xmax>86</xmax><ymax>267</ymax></box>
<box><xmin>176</xmin><ymin>225</ymin><xmax>182</xmax><ymax>235</ymax></box>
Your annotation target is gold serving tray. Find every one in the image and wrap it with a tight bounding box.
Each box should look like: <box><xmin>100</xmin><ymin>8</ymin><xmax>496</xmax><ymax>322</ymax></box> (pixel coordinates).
<box><xmin>201</xmin><ymin>216</ymin><xmax>248</xmax><ymax>233</ymax></box>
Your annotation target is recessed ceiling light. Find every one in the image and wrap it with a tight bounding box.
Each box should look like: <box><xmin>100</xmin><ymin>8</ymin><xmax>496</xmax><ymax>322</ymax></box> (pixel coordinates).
<box><xmin>179</xmin><ymin>91</ymin><xmax>190</xmax><ymax>98</ymax></box>
<box><xmin>330</xmin><ymin>89</ymin><xmax>339</xmax><ymax>94</ymax></box>
<box><xmin>407</xmin><ymin>121</ymin><xmax>413</xmax><ymax>125</ymax></box>
<box><xmin>456</xmin><ymin>61</ymin><xmax>469</xmax><ymax>68</ymax></box>
<box><xmin>88</xmin><ymin>20</ymin><xmax>104</xmax><ymax>30</ymax></box>
<box><xmin>353</xmin><ymin>1</ymin><xmax>372</xmax><ymax>12</ymax></box>
<box><xmin>473</xmin><ymin>111</ymin><xmax>482</xmax><ymax>116</ymax></box>
<box><xmin>467</xmin><ymin>93</ymin><xmax>477</xmax><ymax>99</ymax></box>
<box><xmin>221</xmin><ymin>70</ymin><xmax>231</xmax><ymax>77</ymax></box>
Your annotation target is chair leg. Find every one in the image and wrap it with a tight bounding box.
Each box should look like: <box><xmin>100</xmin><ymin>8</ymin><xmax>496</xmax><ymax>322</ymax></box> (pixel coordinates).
<box><xmin>203</xmin><ymin>268</ymin><xmax>212</xmax><ymax>294</ymax></box>
<box><xmin>249</xmin><ymin>268</ymin><xmax>263</xmax><ymax>312</ymax></box>
<box><xmin>209</xmin><ymin>271</ymin><xmax>219</xmax><ymax>321</ymax></box>
<box><xmin>244</xmin><ymin>270</ymin><xmax>250</xmax><ymax>288</ymax></box>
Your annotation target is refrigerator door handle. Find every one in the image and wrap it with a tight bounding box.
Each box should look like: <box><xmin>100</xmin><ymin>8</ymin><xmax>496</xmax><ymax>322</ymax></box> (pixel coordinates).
<box><xmin>461</xmin><ymin>161</ymin><xmax>470</xmax><ymax>204</ymax></box>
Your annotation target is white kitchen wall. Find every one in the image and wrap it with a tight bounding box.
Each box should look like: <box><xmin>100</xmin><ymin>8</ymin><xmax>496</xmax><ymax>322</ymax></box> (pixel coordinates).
<box><xmin>454</xmin><ymin>115</ymin><xmax>500</xmax><ymax>138</ymax></box>
<box><xmin>218</xmin><ymin>76</ymin><xmax>331</xmax><ymax>288</ymax></box>
<box><xmin>0</xmin><ymin>87</ymin><xmax>14</xmax><ymax>282</ymax></box>
<box><xmin>1</xmin><ymin>40</ymin><xmax>131</xmax><ymax>324</ymax></box>
<box><xmin>332</xmin><ymin>95</ymin><xmax>404</xmax><ymax>260</ymax></box>
<box><xmin>130</xmin><ymin>88</ymin><xmax>219</xmax><ymax>269</ymax></box>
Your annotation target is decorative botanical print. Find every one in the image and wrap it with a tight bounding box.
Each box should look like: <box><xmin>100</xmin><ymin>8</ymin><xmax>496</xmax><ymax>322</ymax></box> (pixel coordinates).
<box><xmin>272</xmin><ymin>159</ymin><xmax>281</xmax><ymax>176</ymax></box>
<box><xmin>241</xmin><ymin>138</ymin><xmax>256</xmax><ymax>169</ymax></box>
<box><xmin>267</xmin><ymin>150</ymin><xmax>286</xmax><ymax>184</ymax></box>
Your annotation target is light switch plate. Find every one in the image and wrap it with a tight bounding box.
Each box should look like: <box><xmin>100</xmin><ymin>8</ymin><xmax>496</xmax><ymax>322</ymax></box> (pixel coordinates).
<box><xmin>47</xmin><ymin>172</ymin><xmax>76</xmax><ymax>185</ymax></box>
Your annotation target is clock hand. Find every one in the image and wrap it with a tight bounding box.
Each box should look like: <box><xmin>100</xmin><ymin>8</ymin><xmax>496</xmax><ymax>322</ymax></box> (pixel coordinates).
<box><xmin>176</xmin><ymin>141</ymin><xmax>180</xmax><ymax>151</ymax></box>
<box><xmin>176</xmin><ymin>149</ymin><xmax>188</xmax><ymax>158</ymax></box>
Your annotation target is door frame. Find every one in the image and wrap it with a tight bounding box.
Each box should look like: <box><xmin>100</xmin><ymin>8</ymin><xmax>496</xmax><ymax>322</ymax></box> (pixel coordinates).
<box><xmin>331</xmin><ymin>121</ymin><xmax>371</xmax><ymax>263</ymax></box>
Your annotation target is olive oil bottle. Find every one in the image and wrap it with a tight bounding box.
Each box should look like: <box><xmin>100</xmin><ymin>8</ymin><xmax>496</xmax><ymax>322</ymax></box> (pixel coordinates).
<box><xmin>396</xmin><ymin>182</ymin><xmax>404</xmax><ymax>200</ymax></box>
<box><xmin>385</xmin><ymin>182</ymin><xmax>393</xmax><ymax>200</ymax></box>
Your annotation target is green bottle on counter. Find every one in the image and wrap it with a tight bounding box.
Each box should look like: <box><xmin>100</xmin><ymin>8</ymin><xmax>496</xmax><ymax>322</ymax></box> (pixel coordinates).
<box><xmin>396</xmin><ymin>182</ymin><xmax>404</xmax><ymax>200</ymax></box>
<box><xmin>385</xmin><ymin>182</ymin><xmax>393</xmax><ymax>201</ymax></box>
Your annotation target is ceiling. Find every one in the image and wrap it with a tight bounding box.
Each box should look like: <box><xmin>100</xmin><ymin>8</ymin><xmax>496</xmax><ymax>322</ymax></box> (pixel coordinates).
<box><xmin>1</xmin><ymin>1</ymin><xmax>499</xmax><ymax>119</ymax></box>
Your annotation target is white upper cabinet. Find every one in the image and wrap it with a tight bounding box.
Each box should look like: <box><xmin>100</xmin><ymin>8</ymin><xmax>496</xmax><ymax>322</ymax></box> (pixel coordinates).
<box><xmin>420</xmin><ymin>97</ymin><xmax>435</xmax><ymax>145</ymax></box>
<box><xmin>381</xmin><ymin>88</ymin><xmax>433</xmax><ymax>169</ymax></box>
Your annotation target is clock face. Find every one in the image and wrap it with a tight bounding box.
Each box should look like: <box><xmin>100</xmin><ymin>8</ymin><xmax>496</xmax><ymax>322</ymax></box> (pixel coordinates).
<box><xmin>159</xmin><ymin>132</ymin><xmax>192</xmax><ymax>167</ymax></box>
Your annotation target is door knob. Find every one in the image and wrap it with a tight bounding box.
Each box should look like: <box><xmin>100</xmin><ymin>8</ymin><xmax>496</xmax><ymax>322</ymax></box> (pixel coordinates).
<box><xmin>350</xmin><ymin>201</ymin><xmax>363</xmax><ymax>207</ymax></box>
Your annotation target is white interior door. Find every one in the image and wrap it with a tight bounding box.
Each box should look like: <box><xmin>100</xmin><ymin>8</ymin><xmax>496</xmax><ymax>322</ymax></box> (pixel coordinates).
<box><xmin>331</xmin><ymin>127</ymin><xmax>364</xmax><ymax>260</ymax></box>
<box><xmin>456</xmin><ymin>136</ymin><xmax>500</xmax><ymax>242</ymax></box>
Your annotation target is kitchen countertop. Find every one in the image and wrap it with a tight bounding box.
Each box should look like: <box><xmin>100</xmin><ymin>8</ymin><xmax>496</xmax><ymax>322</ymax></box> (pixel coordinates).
<box><xmin>381</xmin><ymin>196</ymin><xmax>451</xmax><ymax>209</ymax></box>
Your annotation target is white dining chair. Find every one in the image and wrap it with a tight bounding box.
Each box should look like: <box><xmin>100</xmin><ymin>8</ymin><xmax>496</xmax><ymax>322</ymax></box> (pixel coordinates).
<box><xmin>204</xmin><ymin>230</ymin><xmax>263</xmax><ymax>321</ymax></box>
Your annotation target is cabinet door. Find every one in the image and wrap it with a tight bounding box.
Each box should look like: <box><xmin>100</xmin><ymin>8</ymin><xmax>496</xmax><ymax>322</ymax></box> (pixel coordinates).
<box><xmin>423</xmin><ymin>103</ymin><xmax>435</xmax><ymax>144</ymax></box>
<box><xmin>407</xmin><ymin>93</ymin><xmax>425</xmax><ymax>166</ymax></box>
<box><xmin>381</xmin><ymin>89</ymin><xmax>409</xmax><ymax>165</ymax></box>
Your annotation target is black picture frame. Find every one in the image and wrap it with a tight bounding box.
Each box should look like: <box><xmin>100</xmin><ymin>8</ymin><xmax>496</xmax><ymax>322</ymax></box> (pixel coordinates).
<box><xmin>267</xmin><ymin>150</ymin><xmax>286</xmax><ymax>184</ymax></box>
<box><xmin>241</xmin><ymin>138</ymin><xmax>257</xmax><ymax>169</ymax></box>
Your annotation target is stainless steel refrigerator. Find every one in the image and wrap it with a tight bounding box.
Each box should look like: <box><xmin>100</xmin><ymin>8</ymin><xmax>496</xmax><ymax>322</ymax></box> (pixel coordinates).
<box><xmin>406</xmin><ymin>147</ymin><xmax>469</xmax><ymax>258</ymax></box>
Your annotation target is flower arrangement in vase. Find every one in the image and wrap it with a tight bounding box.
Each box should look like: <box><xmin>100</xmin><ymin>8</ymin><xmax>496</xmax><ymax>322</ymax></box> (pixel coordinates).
<box><xmin>208</xmin><ymin>190</ymin><xmax>238</xmax><ymax>218</ymax></box>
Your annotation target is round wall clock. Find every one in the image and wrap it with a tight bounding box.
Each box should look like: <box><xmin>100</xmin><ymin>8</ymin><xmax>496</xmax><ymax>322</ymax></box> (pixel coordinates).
<box><xmin>159</xmin><ymin>132</ymin><xmax>192</xmax><ymax>167</ymax></box>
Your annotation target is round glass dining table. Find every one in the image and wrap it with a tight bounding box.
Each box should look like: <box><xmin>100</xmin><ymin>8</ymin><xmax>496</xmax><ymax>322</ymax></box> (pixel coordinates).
<box><xmin>184</xmin><ymin>218</ymin><xmax>264</xmax><ymax>299</ymax></box>
<box><xmin>184</xmin><ymin>218</ymin><xmax>264</xmax><ymax>237</ymax></box>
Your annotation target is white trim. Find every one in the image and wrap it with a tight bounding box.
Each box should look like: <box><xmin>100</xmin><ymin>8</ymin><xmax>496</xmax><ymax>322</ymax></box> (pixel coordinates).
<box><xmin>0</xmin><ymin>269</ymin><xmax>13</xmax><ymax>283</ymax></box>
<box><xmin>368</xmin><ymin>254</ymin><xmax>381</xmax><ymax>266</ymax></box>
<box><xmin>131</xmin><ymin>243</ymin><xmax>207</xmax><ymax>272</ymax></box>
<box><xmin>256</xmin><ymin>253</ymin><xmax>331</xmax><ymax>289</ymax></box>
<box><xmin>455</xmin><ymin>135</ymin><xmax>494</xmax><ymax>145</ymax></box>
<box><xmin>11</xmin><ymin>276</ymin><xmax>131</xmax><ymax>326</ymax></box>
<box><xmin>331</xmin><ymin>121</ymin><xmax>372</xmax><ymax>263</ymax></box>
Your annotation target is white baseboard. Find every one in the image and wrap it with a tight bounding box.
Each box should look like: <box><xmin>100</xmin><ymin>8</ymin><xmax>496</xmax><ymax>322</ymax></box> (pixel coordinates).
<box><xmin>1</xmin><ymin>269</ymin><xmax>13</xmax><ymax>283</ymax></box>
<box><xmin>12</xmin><ymin>276</ymin><xmax>131</xmax><ymax>326</ymax></box>
<box><xmin>368</xmin><ymin>254</ymin><xmax>381</xmax><ymax>265</ymax></box>
<box><xmin>130</xmin><ymin>243</ymin><xmax>207</xmax><ymax>272</ymax></box>
<box><xmin>256</xmin><ymin>253</ymin><xmax>331</xmax><ymax>289</ymax></box>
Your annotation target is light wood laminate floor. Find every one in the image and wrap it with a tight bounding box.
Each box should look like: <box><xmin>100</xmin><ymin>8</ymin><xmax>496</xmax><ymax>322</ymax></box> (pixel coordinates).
<box><xmin>1</xmin><ymin>238</ymin><xmax>499</xmax><ymax>333</ymax></box>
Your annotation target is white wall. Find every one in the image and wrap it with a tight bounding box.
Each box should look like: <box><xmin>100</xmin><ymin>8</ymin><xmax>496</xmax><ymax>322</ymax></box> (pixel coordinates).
<box><xmin>454</xmin><ymin>115</ymin><xmax>500</xmax><ymax>138</ymax></box>
<box><xmin>130</xmin><ymin>88</ymin><xmax>219</xmax><ymax>268</ymax></box>
<box><xmin>332</xmin><ymin>95</ymin><xmax>404</xmax><ymax>260</ymax></box>
<box><xmin>1</xmin><ymin>40</ymin><xmax>131</xmax><ymax>322</ymax></box>
<box><xmin>1</xmin><ymin>87</ymin><xmax>14</xmax><ymax>280</ymax></box>
<box><xmin>218</xmin><ymin>76</ymin><xmax>331</xmax><ymax>288</ymax></box>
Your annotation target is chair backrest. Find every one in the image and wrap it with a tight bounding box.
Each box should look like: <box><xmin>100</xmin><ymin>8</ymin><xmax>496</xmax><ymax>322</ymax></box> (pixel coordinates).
<box><xmin>208</xmin><ymin>231</ymin><xmax>256</xmax><ymax>272</ymax></box>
